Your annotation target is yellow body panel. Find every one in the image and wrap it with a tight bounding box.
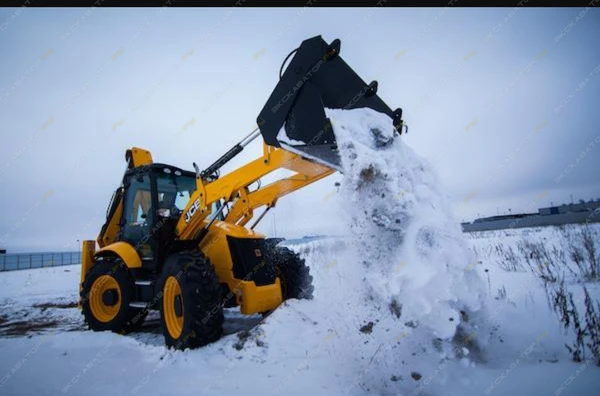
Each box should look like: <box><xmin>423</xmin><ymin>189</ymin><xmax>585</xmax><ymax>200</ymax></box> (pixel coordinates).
<box><xmin>128</xmin><ymin>147</ymin><xmax>153</xmax><ymax>167</ymax></box>
<box><xmin>97</xmin><ymin>198</ymin><xmax>123</xmax><ymax>248</ymax></box>
<box><xmin>95</xmin><ymin>241</ymin><xmax>142</xmax><ymax>269</ymax></box>
<box><xmin>199</xmin><ymin>221</ymin><xmax>282</xmax><ymax>314</ymax></box>
<box><xmin>79</xmin><ymin>240</ymin><xmax>97</xmax><ymax>307</ymax></box>
<box><xmin>238</xmin><ymin>278</ymin><xmax>282</xmax><ymax>315</ymax></box>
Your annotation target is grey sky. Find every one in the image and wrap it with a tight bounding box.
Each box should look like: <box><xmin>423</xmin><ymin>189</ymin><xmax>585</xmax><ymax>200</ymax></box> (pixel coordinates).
<box><xmin>0</xmin><ymin>7</ymin><xmax>599</xmax><ymax>252</ymax></box>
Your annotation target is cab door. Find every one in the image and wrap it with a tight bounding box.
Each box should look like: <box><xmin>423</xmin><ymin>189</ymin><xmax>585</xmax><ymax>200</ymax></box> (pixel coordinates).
<box><xmin>121</xmin><ymin>173</ymin><xmax>154</xmax><ymax>260</ymax></box>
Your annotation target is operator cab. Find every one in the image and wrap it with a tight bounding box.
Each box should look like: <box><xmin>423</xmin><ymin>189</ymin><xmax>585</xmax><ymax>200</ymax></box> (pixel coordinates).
<box><xmin>106</xmin><ymin>163</ymin><xmax>222</xmax><ymax>272</ymax></box>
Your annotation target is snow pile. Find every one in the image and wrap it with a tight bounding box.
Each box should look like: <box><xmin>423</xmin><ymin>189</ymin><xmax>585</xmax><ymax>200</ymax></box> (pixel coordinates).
<box><xmin>315</xmin><ymin>107</ymin><xmax>489</xmax><ymax>391</ymax></box>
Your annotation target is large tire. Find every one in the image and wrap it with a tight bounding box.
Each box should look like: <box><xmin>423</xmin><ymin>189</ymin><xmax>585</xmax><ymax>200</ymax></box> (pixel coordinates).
<box><xmin>158</xmin><ymin>251</ymin><xmax>223</xmax><ymax>350</ymax></box>
<box><xmin>267</xmin><ymin>244</ymin><xmax>314</xmax><ymax>301</ymax></box>
<box><xmin>81</xmin><ymin>259</ymin><xmax>147</xmax><ymax>333</ymax></box>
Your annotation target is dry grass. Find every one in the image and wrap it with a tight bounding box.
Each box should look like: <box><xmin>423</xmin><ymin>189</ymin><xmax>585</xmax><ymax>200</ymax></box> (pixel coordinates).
<box><xmin>475</xmin><ymin>224</ymin><xmax>600</xmax><ymax>364</ymax></box>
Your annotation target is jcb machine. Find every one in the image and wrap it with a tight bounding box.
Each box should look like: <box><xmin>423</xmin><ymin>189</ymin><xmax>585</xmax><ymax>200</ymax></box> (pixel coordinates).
<box><xmin>79</xmin><ymin>36</ymin><xmax>404</xmax><ymax>349</ymax></box>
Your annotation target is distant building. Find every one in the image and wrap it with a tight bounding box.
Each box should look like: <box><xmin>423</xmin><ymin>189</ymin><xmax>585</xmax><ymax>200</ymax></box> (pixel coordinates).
<box><xmin>538</xmin><ymin>200</ymin><xmax>599</xmax><ymax>216</ymax></box>
<box><xmin>461</xmin><ymin>199</ymin><xmax>600</xmax><ymax>232</ymax></box>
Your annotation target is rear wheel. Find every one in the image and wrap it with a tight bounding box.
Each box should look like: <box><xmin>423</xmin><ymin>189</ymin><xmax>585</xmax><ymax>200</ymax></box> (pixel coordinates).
<box><xmin>81</xmin><ymin>259</ymin><xmax>146</xmax><ymax>333</ymax></box>
<box><xmin>158</xmin><ymin>251</ymin><xmax>224</xmax><ymax>350</ymax></box>
<box><xmin>267</xmin><ymin>244</ymin><xmax>314</xmax><ymax>301</ymax></box>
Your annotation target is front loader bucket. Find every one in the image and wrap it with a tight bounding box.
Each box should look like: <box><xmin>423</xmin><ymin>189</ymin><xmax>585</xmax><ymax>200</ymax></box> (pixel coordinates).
<box><xmin>257</xmin><ymin>35</ymin><xmax>404</xmax><ymax>171</ymax></box>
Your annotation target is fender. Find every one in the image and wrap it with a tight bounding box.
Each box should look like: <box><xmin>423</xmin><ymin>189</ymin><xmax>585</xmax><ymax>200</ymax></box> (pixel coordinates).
<box><xmin>94</xmin><ymin>241</ymin><xmax>142</xmax><ymax>269</ymax></box>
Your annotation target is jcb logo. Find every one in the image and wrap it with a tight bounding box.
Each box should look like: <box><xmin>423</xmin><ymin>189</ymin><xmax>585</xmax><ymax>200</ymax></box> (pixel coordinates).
<box><xmin>185</xmin><ymin>198</ymin><xmax>201</xmax><ymax>223</ymax></box>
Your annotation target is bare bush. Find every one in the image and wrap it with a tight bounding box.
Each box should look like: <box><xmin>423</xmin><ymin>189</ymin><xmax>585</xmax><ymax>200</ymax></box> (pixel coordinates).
<box><xmin>562</xmin><ymin>225</ymin><xmax>600</xmax><ymax>281</ymax></box>
<box><xmin>495</xmin><ymin>285</ymin><xmax>507</xmax><ymax>301</ymax></box>
<box><xmin>570</xmin><ymin>247</ymin><xmax>586</xmax><ymax>273</ymax></box>
<box><xmin>494</xmin><ymin>244</ymin><xmax>524</xmax><ymax>272</ymax></box>
<box><xmin>546</xmin><ymin>280</ymin><xmax>600</xmax><ymax>364</ymax></box>
<box><xmin>549</xmin><ymin>281</ymin><xmax>583</xmax><ymax>362</ymax></box>
<box><xmin>517</xmin><ymin>240</ymin><xmax>561</xmax><ymax>283</ymax></box>
<box><xmin>584</xmin><ymin>288</ymin><xmax>600</xmax><ymax>365</ymax></box>
<box><xmin>582</xmin><ymin>227</ymin><xmax>598</xmax><ymax>280</ymax></box>
<box><xmin>476</xmin><ymin>225</ymin><xmax>600</xmax><ymax>363</ymax></box>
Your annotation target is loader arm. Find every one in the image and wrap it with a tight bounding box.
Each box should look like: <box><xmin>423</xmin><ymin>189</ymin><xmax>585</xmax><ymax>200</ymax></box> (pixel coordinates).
<box><xmin>225</xmin><ymin>155</ymin><xmax>334</xmax><ymax>226</ymax></box>
<box><xmin>174</xmin><ymin>142</ymin><xmax>334</xmax><ymax>240</ymax></box>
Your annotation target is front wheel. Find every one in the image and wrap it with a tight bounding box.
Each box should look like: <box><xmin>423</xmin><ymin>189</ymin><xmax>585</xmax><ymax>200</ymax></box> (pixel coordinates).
<box><xmin>158</xmin><ymin>251</ymin><xmax>224</xmax><ymax>350</ymax></box>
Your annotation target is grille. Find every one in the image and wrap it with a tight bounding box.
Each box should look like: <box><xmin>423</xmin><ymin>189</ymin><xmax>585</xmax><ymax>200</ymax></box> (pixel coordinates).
<box><xmin>227</xmin><ymin>236</ymin><xmax>276</xmax><ymax>286</ymax></box>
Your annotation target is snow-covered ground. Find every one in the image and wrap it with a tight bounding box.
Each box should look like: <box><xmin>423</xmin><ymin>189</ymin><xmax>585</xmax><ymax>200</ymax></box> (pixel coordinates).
<box><xmin>1</xmin><ymin>108</ymin><xmax>598</xmax><ymax>395</ymax></box>
<box><xmin>0</xmin><ymin>229</ymin><xmax>599</xmax><ymax>396</ymax></box>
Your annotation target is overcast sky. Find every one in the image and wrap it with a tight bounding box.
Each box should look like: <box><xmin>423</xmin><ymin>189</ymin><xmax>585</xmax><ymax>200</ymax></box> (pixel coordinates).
<box><xmin>0</xmin><ymin>7</ymin><xmax>599</xmax><ymax>253</ymax></box>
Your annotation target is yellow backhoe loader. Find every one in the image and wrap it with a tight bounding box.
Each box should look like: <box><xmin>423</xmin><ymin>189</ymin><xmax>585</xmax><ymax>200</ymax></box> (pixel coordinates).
<box><xmin>79</xmin><ymin>36</ymin><xmax>405</xmax><ymax>349</ymax></box>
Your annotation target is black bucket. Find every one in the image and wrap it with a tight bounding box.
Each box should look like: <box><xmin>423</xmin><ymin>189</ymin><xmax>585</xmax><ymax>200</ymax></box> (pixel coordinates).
<box><xmin>257</xmin><ymin>36</ymin><xmax>403</xmax><ymax>170</ymax></box>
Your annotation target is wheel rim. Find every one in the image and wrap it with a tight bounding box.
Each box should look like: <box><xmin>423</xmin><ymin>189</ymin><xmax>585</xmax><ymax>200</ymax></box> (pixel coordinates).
<box><xmin>89</xmin><ymin>275</ymin><xmax>121</xmax><ymax>323</ymax></box>
<box><xmin>164</xmin><ymin>276</ymin><xmax>184</xmax><ymax>339</ymax></box>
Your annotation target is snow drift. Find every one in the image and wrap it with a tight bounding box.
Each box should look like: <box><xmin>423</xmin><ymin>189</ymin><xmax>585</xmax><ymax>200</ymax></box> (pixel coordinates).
<box><xmin>257</xmin><ymin>107</ymin><xmax>490</xmax><ymax>394</ymax></box>
<box><xmin>281</xmin><ymin>107</ymin><xmax>489</xmax><ymax>393</ymax></box>
<box><xmin>328</xmin><ymin>107</ymin><xmax>487</xmax><ymax>338</ymax></box>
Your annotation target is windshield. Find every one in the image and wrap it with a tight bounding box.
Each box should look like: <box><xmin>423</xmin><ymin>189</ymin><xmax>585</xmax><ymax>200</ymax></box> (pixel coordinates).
<box><xmin>155</xmin><ymin>167</ymin><xmax>225</xmax><ymax>221</ymax></box>
<box><xmin>155</xmin><ymin>168</ymin><xmax>197</xmax><ymax>213</ymax></box>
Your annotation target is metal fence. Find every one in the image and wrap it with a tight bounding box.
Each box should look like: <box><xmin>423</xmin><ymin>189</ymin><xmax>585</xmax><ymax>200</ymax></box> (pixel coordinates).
<box><xmin>0</xmin><ymin>251</ymin><xmax>81</xmax><ymax>272</ymax></box>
